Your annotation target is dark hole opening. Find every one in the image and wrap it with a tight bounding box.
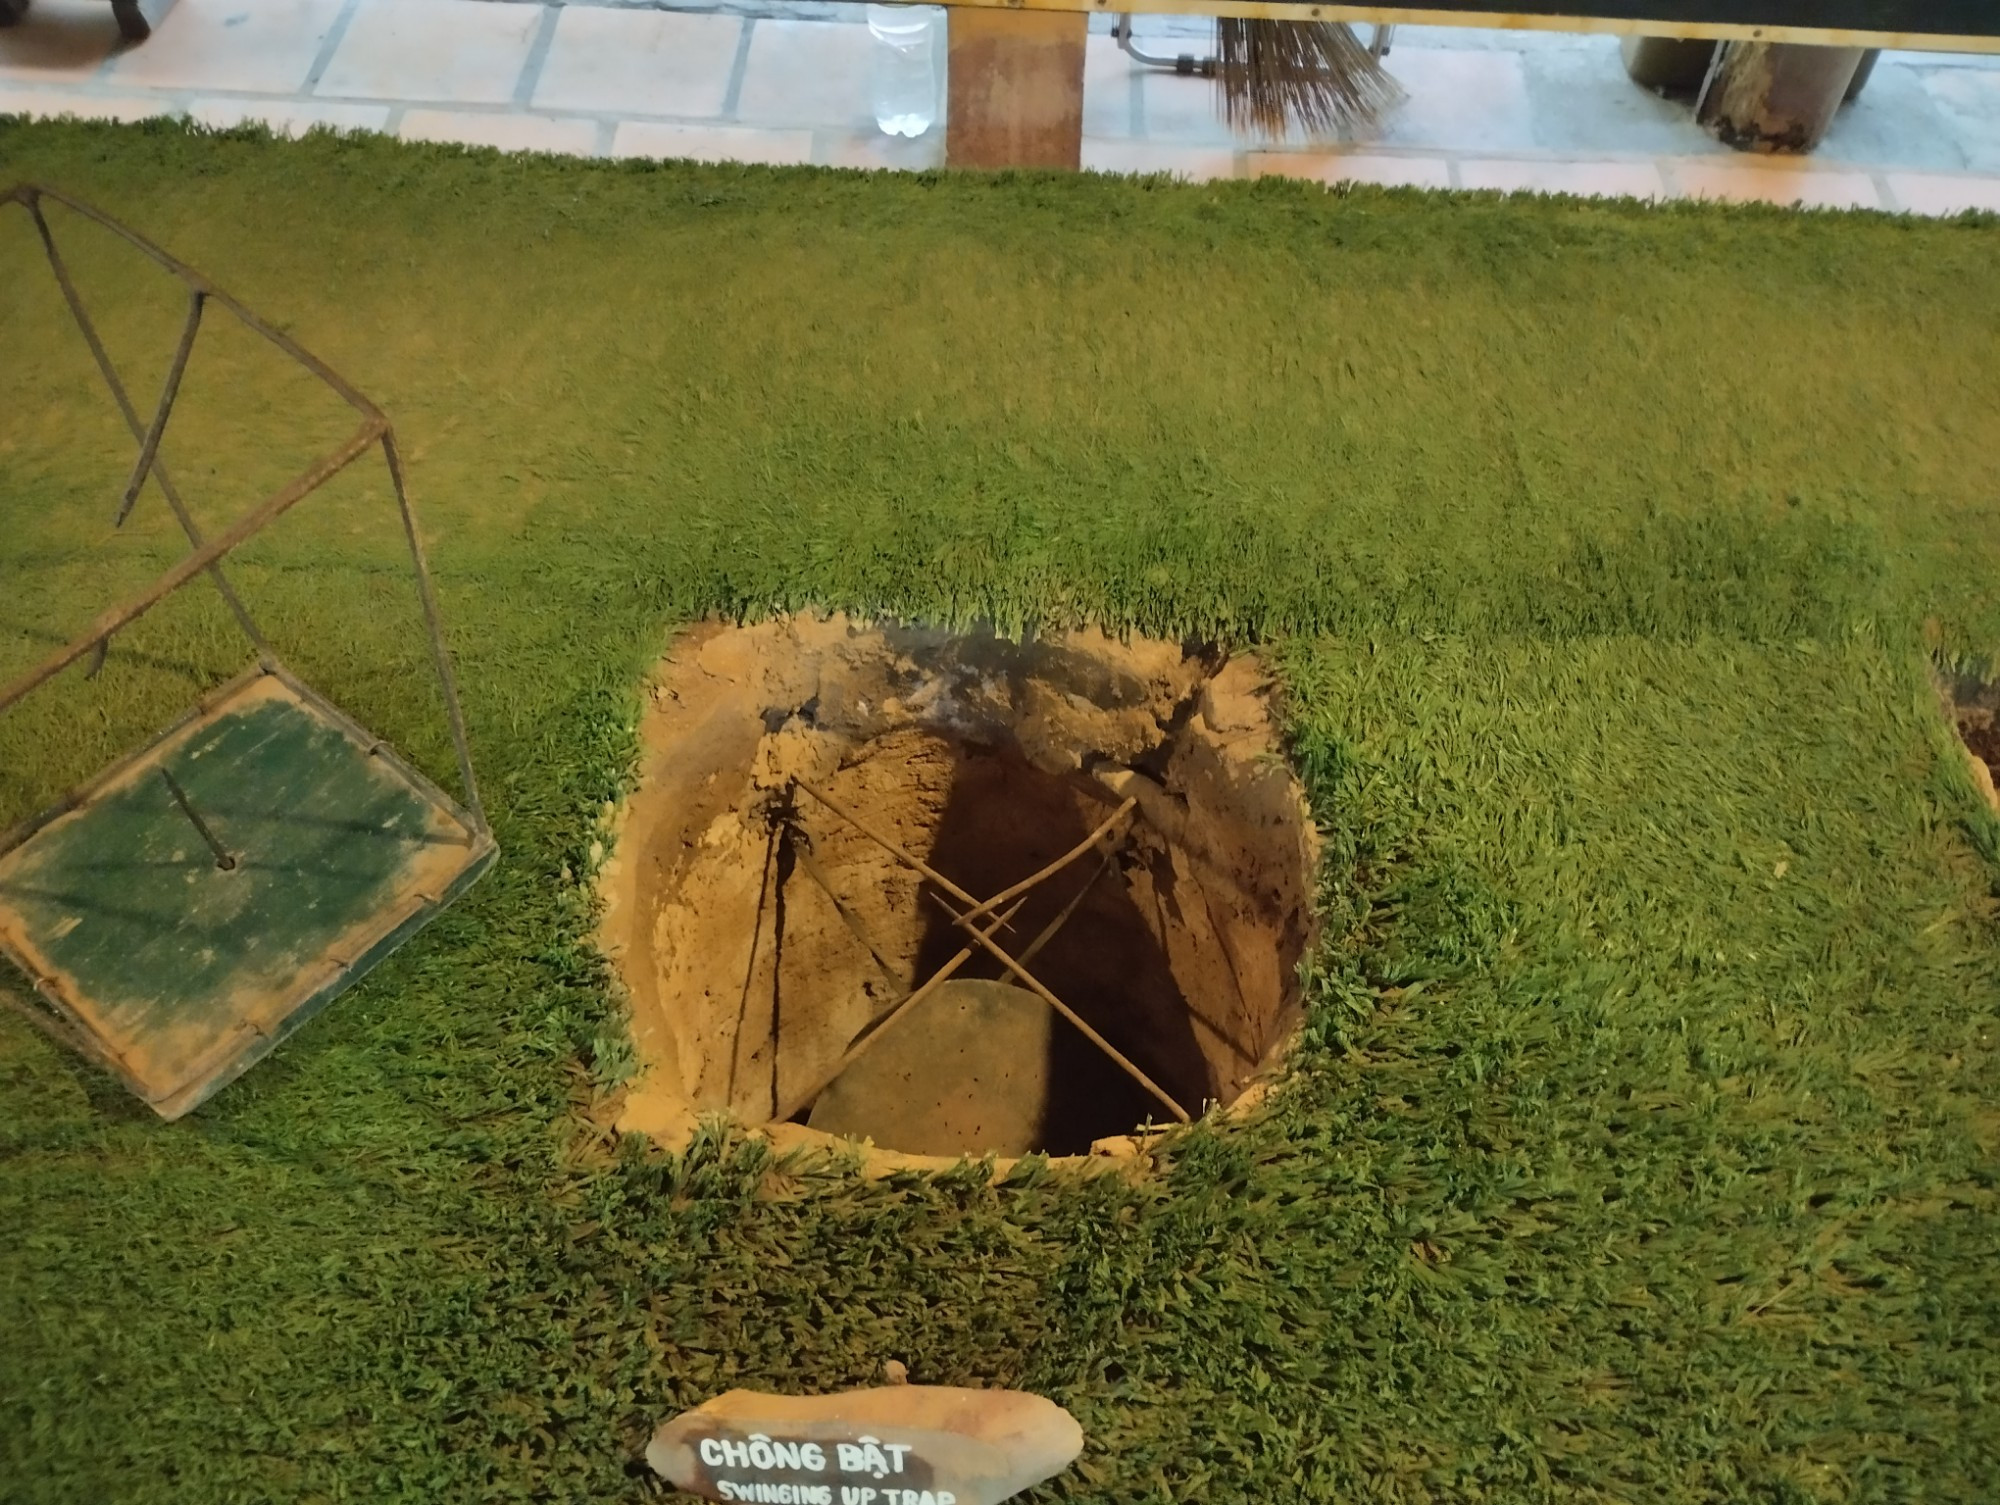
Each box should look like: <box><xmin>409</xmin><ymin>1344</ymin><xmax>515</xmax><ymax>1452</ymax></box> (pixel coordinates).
<box><xmin>1957</xmin><ymin>709</ymin><xmax>2000</xmax><ymax>777</ymax></box>
<box><xmin>1946</xmin><ymin>671</ymin><xmax>2000</xmax><ymax>789</ymax></box>
<box><xmin>899</xmin><ymin>741</ymin><xmax>1217</xmax><ymax>1156</ymax></box>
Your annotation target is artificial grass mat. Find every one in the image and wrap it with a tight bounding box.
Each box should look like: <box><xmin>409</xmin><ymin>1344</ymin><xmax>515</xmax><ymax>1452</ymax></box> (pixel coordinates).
<box><xmin>2</xmin><ymin>118</ymin><xmax>1999</xmax><ymax>1503</ymax></box>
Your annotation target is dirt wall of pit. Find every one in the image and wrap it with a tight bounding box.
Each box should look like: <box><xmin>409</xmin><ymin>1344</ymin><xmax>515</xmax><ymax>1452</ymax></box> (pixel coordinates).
<box><xmin>598</xmin><ymin>615</ymin><xmax>1319</xmax><ymax>1166</ymax></box>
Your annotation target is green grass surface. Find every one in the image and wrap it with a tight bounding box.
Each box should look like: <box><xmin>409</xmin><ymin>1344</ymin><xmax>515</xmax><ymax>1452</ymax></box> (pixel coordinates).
<box><xmin>3</xmin><ymin>118</ymin><xmax>1999</xmax><ymax>1503</ymax></box>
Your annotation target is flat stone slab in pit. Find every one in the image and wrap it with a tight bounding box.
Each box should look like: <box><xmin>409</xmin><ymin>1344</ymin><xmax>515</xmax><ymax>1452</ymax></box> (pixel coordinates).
<box><xmin>648</xmin><ymin>1385</ymin><xmax>1083</xmax><ymax>1505</ymax></box>
<box><xmin>808</xmin><ymin>981</ymin><xmax>1056</xmax><ymax>1158</ymax></box>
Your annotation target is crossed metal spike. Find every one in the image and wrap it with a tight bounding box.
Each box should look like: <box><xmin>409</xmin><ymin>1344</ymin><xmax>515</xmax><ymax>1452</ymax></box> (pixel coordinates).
<box><xmin>776</xmin><ymin>778</ymin><xmax>1191</xmax><ymax>1127</ymax></box>
<box><xmin>0</xmin><ymin>185</ymin><xmax>486</xmax><ymax>843</ymax></box>
<box><xmin>27</xmin><ymin>205</ymin><xmax>268</xmax><ymax>673</ymax></box>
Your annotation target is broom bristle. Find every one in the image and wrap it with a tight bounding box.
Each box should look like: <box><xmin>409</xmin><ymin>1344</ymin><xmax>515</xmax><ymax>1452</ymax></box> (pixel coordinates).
<box><xmin>1215</xmin><ymin>20</ymin><xmax>1405</xmax><ymax>139</ymax></box>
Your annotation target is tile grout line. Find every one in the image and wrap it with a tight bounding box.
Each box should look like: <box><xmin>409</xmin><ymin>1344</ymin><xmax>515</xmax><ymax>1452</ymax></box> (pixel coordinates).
<box><xmin>718</xmin><ymin>16</ymin><xmax>754</xmax><ymax>122</ymax></box>
<box><xmin>513</xmin><ymin>5</ymin><xmax>563</xmax><ymax>111</ymax></box>
<box><xmin>302</xmin><ymin>0</ymin><xmax>363</xmax><ymax>97</ymax></box>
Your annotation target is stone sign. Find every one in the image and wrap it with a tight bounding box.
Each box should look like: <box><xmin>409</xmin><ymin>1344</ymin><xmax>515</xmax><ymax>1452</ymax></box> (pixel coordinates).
<box><xmin>647</xmin><ymin>1384</ymin><xmax>1083</xmax><ymax>1505</ymax></box>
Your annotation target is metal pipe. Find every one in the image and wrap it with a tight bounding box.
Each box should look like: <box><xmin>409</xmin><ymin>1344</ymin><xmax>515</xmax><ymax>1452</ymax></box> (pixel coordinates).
<box><xmin>771</xmin><ymin>895</ymin><xmax>1029</xmax><ymax>1124</ymax></box>
<box><xmin>790</xmin><ymin>778</ymin><xmax>1190</xmax><ymax>1125</ymax></box>
<box><xmin>1113</xmin><ymin>14</ymin><xmax>1216</xmax><ymax>76</ymax></box>
<box><xmin>13</xmin><ymin>185</ymin><xmax>386</xmax><ymax>422</ymax></box>
<box><xmin>951</xmin><ymin>796</ymin><xmax>1135</xmax><ymax>928</ymax></box>
<box><xmin>159</xmin><ymin>767</ymin><xmax>237</xmax><ymax>871</ymax></box>
<box><xmin>776</xmin><ymin>834</ymin><xmax>1126</xmax><ymax>1122</ymax></box>
<box><xmin>27</xmin><ymin>203</ymin><xmax>270</xmax><ymax>654</ymax></box>
<box><xmin>1111</xmin><ymin>16</ymin><xmax>1392</xmax><ymax>73</ymax></box>
<box><xmin>793</xmin><ymin>778</ymin><xmax>984</xmax><ymax>912</ymax></box>
<box><xmin>116</xmin><ymin>289</ymin><xmax>204</xmax><ymax>528</ymax></box>
<box><xmin>792</xmin><ymin>839</ymin><xmax>907</xmax><ymax>988</ymax></box>
<box><xmin>381</xmin><ymin>431</ymin><xmax>488</xmax><ymax>834</ymax></box>
<box><xmin>0</xmin><ymin>417</ymin><xmax>384</xmax><ymax>716</ymax></box>
<box><xmin>927</xmin><ymin>890</ymin><xmax>1192</xmax><ymax>1125</ymax></box>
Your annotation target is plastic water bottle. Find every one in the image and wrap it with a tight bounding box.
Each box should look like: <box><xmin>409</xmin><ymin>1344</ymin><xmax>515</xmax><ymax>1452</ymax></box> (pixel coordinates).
<box><xmin>866</xmin><ymin>4</ymin><xmax>943</xmax><ymax>138</ymax></box>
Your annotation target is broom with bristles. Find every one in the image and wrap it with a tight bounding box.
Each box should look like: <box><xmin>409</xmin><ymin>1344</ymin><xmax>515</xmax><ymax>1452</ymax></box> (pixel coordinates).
<box><xmin>1215</xmin><ymin>19</ymin><xmax>1404</xmax><ymax>138</ymax></box>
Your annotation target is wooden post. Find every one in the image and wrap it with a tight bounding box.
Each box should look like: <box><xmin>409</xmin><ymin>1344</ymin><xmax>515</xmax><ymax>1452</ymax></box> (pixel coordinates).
<box><xmin>946</xmin><ymin>8</ymin><xmax>1087</xmax><ymax>171</ymax></box>
<box><xmin>1696</xmin><ymin>41</ymin><xmax>1866</xmax><ymax>154</ymax></box>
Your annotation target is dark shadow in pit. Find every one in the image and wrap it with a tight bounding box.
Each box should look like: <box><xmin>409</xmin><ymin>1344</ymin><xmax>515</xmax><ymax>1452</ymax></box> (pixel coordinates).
<box><xmin>907</xmin><ymin>741</ymin><xmax>1217</xmax><ymax>1156</ymax></box>
<box><xmin>1947</xmin><ymin>672</ymin><xmax>2000</xmax><ymax>782</ymax></box>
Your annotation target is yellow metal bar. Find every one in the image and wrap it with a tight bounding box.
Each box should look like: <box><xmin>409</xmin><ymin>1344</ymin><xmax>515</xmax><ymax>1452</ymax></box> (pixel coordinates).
<box><xmin>936</xmin><ymin>1</ymin><xmax>2000</xmax><ymax>56</ymax></box>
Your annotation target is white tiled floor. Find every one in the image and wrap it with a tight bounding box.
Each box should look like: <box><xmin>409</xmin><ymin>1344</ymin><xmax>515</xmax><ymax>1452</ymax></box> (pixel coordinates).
<box><xmin>315</xmin><ymin>0</ymin><xmax>544</xmax><ymax>105</ymax></box>
<box><xmin>1521</xmin><ymin>47</ymin><xmax>1728</xmax><ymax>156</ymax></box>
<box><xmin>1923</xmin><ymin>69</ymin><xmax>2000</xmax><ymax>171</ymax></box>
<box><xmin>531</xmin><ymin>9</ymin><xmax>740</xmax><ymax>118</ymax></box>
<box><xmin>1888</xmin><ymin>170</ymin><xmax>2000</xmax><ymax>214</ymax></box>
<box><xmin>0</xmin><ymin>83</ymin><xmax>165</xmax><ymax>119</ymax></box>
<box><xmin>1373</xmin><ymin>47</ymin><xmax>1537</xmax><ymax>154</ymax></box>
<box><xmin>105</xmin><ymin>0</ymin><xmax>342</xmax><ymax>94</ymax></box>
<box><xmin>1080</xmin><ymin>30</ymin><xmax>1133</xmax><ymax>140</ymax></box>
<box><xmin>735</xmin><ymin>17</ymin><xmax>874</xmax><ymax>131</ymax></box>
<box><xmin>3</xmin><ymin>0</ymin><xmax>2000</xmax><ymax>213</ymax></box>
<box><xmin>1135</xmin><ymin>54</ymin><xmax>1235</xmax><ymax>145</ymax></box>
